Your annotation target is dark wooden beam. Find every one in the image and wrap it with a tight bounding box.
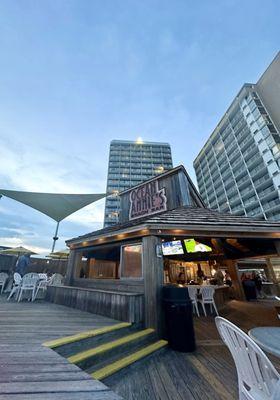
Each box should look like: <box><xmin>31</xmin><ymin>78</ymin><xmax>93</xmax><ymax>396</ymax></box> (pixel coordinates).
<box><xmin>223</xmin><ymin>259</ymin><xmax>245</xmax><ymax>301</ymax></box>
<box><xmin>142</xmin><ymin>236</ymin><xmax>164</xmax><ymax>336</ymax></box>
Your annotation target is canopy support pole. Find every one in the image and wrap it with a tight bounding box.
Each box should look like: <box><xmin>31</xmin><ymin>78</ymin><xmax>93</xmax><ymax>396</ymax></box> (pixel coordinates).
<box><xmin>51</xmin><ymin>221</ymin><xmax>60</xmax><ymax>253</ymax></box>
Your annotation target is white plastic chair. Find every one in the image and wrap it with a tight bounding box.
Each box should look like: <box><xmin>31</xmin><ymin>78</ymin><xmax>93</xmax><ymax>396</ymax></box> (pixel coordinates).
<box><xmin>198</xmin><ymin>286</ymin><xmax>219</xmax><ymax>316</ymax></box>
<box><xmin>0</xmin><ymin>272</ymin><xmax>9</xmax><ymax>294</ymax></box>
<box><xmin>187</xmin><ymin>286</ymin><xmax>200</xmax><ymax>316</ymax></box>
<box><xmin>17</xmin><ymin>273</ymin><xmax>39</xmax><ymax>302</ymax></box>
<box><xmin>49</xmin><ymin>273</ymin><xmax>64</xmax><ymax>286</ymax></box>
<box><xmin>33</xmin><ymin>273</ymin><xmax>48</xmax><ymax>301</ymax></box>
<box><xmin>7</xmin><ymin>273</ymin><xmax>22</xmax><ymax>300</ymax></box>
<box><xmin>215</xmin><ymin>316</ymin><xmax>280</xmax><ymax>400</ymax></box>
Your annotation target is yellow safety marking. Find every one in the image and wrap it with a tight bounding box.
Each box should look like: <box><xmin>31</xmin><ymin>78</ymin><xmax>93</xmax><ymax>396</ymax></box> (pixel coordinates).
<box><xmin>43</xmin><ymin>322</ymin><xmax>131</xmax><ymax>349</ymax></box>
<box><xmin>68</xmin><ymin>328</ymin><xmax>155</xmax><ymax>364</ymax></box>
<box><xmin>92</xmin><ymin>340</ymin><xmax>168</xmax><ymax>380</ymax></box>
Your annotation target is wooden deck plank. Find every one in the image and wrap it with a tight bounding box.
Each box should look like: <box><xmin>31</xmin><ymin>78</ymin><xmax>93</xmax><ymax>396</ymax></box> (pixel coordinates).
<box><xmin>1</xmin><ymin>363</ymin><xmax>81</xmax><ymax>373</ymax></box>
<box><xmin>0</xmin><ymin>371</ymin><xmax>93</xmax><ymax>383</ymax></box>
<box><xmin>0</xmin><ymin>392</ymin><xmax>122</xmax><ymax>400</ymax></box>
<box><xmin>0</xmin><ymin>380</ymin><xmax>108</xmax><ymax>394</ymax></box>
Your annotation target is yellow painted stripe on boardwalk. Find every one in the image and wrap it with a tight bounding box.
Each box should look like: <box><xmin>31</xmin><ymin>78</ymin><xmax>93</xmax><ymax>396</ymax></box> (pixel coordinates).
<box><xmin>68</xmin><ymin>328</ymin><xmax>155</xmax><ymax>364</ymax></box>
<box><xmin>92</xmin><ymin>340</ymin><xmax>168</xmax><ymax>380</ymax></box>
<box><xmin>43</xmin><ymin>322</ymin><xmax>131</xmax><ymax>349</ymax></box>
<box><xmin>187</xmin><ymin>355</ymin><xmax>235</xmax><ymax>400</ymax></box>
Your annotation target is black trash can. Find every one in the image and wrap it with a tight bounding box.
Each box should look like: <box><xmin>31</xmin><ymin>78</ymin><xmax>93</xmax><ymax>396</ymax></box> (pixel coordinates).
<box><xmin>163</xmin><ymin>285</ymin><xmax>196</xmax><ymax>352</ymax></box>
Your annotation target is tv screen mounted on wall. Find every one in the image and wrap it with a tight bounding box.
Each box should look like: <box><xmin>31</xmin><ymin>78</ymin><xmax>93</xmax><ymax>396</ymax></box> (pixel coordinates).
<box><xmin>162</xmin><ymin>240</ymin><xmax>184</xmax><ymax>256</ymax></box>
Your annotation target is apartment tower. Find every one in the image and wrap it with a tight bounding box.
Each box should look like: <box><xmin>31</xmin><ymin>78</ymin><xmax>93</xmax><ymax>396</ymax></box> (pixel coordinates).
<box><xmin>194</xmin><ymin>53</ymin><xmax>280</xmax><ymax>221</ymax></box>
<box><xmin>104</xmin><ymin>139</ymin><xmax>173</xmax><ymax>227</ymax></box>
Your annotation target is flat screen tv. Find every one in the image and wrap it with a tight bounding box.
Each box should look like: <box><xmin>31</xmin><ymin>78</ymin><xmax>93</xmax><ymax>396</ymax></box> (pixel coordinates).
<box><xmin>184</xmin><ymin>239</ymin><xmax>212</xmax><ymax>253</ymax></box>
<box><xmin>162</xmin><ymin>240</ymin><xmax>184</xmax><ymax>256</ymax></box>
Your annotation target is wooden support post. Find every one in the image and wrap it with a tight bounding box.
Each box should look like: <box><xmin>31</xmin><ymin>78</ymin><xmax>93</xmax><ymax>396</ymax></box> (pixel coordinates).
<box><xmin>274</xmin><ymin>241</ymin><xmax>280</xmax><ymax>256</ymax></box>
<box><xmin>223</xmin><ymin>259</ymin><xmax>245</xmax><ymax>301</ymax></box>
<box><xmin>265</xmin><ymin>258</ymin><xmax>278</xmax><ymax>283</ymax></box>
<box><xmin>142</xmin><ymin>236</ymin><xmax>164</xmax><ymax>336</ymax></box>
<box><xmin>265</xmin><ymin>258</ymin><xmax>280</xmax><ymax>296</ymax></box>
<box><xmin>64</xmin><ymin>250</ymin><xmax>77</xmax><ymax>286</ymax></box>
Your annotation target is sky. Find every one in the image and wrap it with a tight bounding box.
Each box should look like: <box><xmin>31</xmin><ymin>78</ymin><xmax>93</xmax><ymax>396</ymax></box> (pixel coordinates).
<box><xmin>0</xmin><ymin>0</ymin><xmax>279</xmax><ymax>255</ymax></box>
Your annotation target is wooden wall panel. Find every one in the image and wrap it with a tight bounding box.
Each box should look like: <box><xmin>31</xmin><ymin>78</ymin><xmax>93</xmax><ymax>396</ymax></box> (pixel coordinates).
<box><xmin>46</xmin><ymin>285</ymin><xmax>144</xmax><ymax>323</ymax></box>
<box><xmin>72</xmin><ymin>277</ymin><xmax>144</xmax><ymax>293</ymax></box>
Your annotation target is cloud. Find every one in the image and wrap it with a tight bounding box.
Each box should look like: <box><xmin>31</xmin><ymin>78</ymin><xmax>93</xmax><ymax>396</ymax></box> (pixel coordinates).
<box><xmin>0</xmin><ymin>237</ymin><xmax>23</xmax><ymax>246</ymax></box>
<box><xmin>0</xmin><ymin>131</ymin><xmax>106</xmax><ymax>254</ymax></box>
<box><xmin>0</xmin><ymin>132</ymin><xmax>106</xmax><ymax>193</ymax></box>
<box><xmin>0</xmin><ymin>236</ymin><xmax>49</xmax><ymax>254</ymax></box>
<box><xmin>66</xmin><ymin>199</ymin><xmax>105</xmax><ymax>227</ymax></box>
<box><xmin>1</xmin><ymin>227</ymin><xmax>36</xmax><ymax>236</ymax></box>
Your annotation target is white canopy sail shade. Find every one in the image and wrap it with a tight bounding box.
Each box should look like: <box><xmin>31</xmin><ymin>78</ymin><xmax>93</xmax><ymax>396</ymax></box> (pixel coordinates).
<box><xmin>0</xmin><ymin>189</ymin><xmax>106</xmax><ymax>222</ymax></box>
<box><xmin>0</xmin><ymin>189</ymin><xmax>107</xmax><ymax>252</ymax></box>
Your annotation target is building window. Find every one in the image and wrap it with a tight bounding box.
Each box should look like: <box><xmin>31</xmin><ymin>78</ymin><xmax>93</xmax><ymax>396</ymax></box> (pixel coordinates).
<box><xmin>121</xmin><ymin>244</ymin><xmax>143</xmax><ymax>279</ymax></box>
<box><xmin>88</xmin><ymin>259</ymin><xmax>118</xmax><ymax>279</ymax></box>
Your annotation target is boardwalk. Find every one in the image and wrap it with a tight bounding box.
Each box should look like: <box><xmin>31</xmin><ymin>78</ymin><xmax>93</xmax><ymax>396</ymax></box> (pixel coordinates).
<box><xmin>0</xmin><ymin>296</ymin><xmax>122</xmax><ymax>400</ymax></box>
<box><xmin>1</xmin><ymin>297</ymin><xmax>280</xmax><ymax>400</ymax></box>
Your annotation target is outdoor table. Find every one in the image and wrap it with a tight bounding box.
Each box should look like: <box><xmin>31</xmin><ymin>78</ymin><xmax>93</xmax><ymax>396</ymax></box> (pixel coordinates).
<box><xmin>248</xmin><ymin>327</ymin><xmax>280</xmax><ymax>358</ymax></box>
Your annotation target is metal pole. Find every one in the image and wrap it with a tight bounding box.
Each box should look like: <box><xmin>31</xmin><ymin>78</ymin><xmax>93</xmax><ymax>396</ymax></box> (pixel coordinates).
<box><xmin>51</xmin><ymin>221</ymin><xmax>60</xmax><ymax>253</ymax></box>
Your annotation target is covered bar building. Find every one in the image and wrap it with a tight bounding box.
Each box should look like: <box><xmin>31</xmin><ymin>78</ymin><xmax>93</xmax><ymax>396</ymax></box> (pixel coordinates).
<box><xmin>47</xmin><ymin>166</ymin><xmax>280</xmax><ymax>334</ymax></box>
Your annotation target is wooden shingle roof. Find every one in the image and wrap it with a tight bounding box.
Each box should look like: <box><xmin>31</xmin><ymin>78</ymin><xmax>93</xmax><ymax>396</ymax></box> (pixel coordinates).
<box><xmin>145</xmin><ymin>206</ymin><xmax>280</xmax><ymax>229</ymax></box>
<box><xmin>67</xmin><ymin>205</ymin><xmax>280</xmax><ymax>245</ymax></box>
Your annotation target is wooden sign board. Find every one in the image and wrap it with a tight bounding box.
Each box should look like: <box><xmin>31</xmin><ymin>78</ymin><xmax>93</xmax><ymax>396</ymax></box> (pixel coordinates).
<box><xmin>129</xmin><ymin>180</ymin><xmax>167</xmax><ymax>220</ymax></box>
<box><xmin>119</xmin><ymin>166</ymin><xmax>204</xmax><ymax>224</ymax></box>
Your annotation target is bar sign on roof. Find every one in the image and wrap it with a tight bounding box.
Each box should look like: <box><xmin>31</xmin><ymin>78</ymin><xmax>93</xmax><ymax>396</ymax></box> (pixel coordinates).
<box><xmin>129</xmin><ymin>180</ymin><xmax>167</xmax><ymax>220</ymax></box>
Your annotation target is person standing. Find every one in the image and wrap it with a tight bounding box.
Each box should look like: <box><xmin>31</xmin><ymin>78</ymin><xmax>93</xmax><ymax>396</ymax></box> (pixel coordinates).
<box><xmin>253</xmin><ymin>272</ymin><xmax>264</xmax><ymax>299</ymax></box>
<box><xmin>15</xmin><ymin>253</ymin><xmax>31</xmax><ymax>276</ymax></box>
<box><xmin>242</xmin><ymin>272</ymin><xmax>257</xmax><ymax>301</ymax></box>
<box><xmin>213</xmin><ymin>267</ymin><xmax>224</xmax><ymax>286</ymax></box>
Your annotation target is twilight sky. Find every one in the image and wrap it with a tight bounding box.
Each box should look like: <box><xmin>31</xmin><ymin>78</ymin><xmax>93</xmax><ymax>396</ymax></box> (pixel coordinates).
<box><xmin>0</xmin><ymin>0</ymin><xmax>279</xmax><ymax>255</ymax></box>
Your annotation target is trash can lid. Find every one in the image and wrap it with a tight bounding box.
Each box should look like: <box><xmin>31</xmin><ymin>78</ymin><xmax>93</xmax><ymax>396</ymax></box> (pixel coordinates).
<box><xmin>162</xmin><ymin>285</ymin><xmax>190</xmax><ymax>301</ymax></box>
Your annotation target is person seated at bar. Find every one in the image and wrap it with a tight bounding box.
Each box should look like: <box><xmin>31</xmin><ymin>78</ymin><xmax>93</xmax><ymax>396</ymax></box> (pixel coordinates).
<box><xmin>224</xmin><ymin>270</ymin><xmax>232</xmax><ymax>287</ymax></box>
<box><xmin>177</xmin><ymin>272</ymin><xmax>186</xmax><ymax>285</ymax></box>
<box><xmin>196</xmin><ymin>263</ymin><xmax>205</xmax><ymax>284</ymax></box>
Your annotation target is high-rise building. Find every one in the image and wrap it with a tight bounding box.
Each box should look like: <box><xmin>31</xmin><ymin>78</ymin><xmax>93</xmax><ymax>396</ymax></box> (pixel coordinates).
<box><xmin>194</xmin><ymin>52</ymin><xmax>280</xmax><ymax>221</ymax></box>
<box><xmin>104</xmin><ymin>139</ymin><xmax>173</xmax><ymax>227</ymax></box>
